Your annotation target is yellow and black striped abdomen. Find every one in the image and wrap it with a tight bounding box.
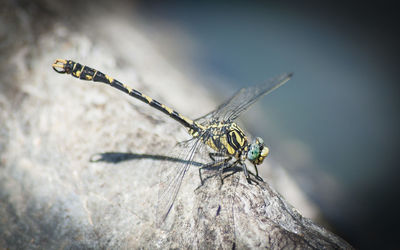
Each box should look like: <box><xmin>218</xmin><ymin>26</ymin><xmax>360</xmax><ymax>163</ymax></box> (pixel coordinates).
<box><xmin>203</xmin><ymin>122</ymin><xmax>248</xmax><ymax>159</ymax></box>
<box><xmin>52</xmin><ymin>59</ymin><xmax>203</xmax><ymax>133</ymax></box>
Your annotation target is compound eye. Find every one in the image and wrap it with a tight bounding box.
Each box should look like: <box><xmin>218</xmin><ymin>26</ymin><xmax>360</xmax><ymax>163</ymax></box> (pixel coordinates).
<box><xmin>247</xmin><ymin>144</ymin><xmax>260</xmax><ymax>161</ymax></box>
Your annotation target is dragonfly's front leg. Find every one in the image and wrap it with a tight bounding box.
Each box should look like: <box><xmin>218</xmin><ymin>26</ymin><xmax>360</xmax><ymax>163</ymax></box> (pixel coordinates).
<box><xmin>242</xmin><ymin>164</ymin><xmax>264</xmax><ymax>184</ymax></box>
<box><xmin>252</xmin><ymin>164</ymin><xmax>264</xmax><ymax>181</ymax></box>
<box><xmin>246</xmin><ymin>164</ymin><xmax>264</xmax><ymax>182</ymax></box>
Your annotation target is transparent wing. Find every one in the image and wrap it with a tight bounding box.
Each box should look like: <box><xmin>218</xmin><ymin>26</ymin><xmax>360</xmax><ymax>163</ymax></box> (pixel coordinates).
<box><xmin>156</xmin><ymin>136</ymin><xmax>205</xmax><ymax>225</ymax></box>
<box><xmin>195</xmin><ymin>73</ymin><xmax>292</xmax><ymax>124</ymax></box>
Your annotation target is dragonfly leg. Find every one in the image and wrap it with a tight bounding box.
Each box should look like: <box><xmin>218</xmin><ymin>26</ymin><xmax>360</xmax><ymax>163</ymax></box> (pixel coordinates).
<box><xmin>198</xmin><ymin>167</ymin><xmax>204</xmax><ymax>185</ymax></box>
<box><xmin>218</xmin><ymin>159</ymin><xmax>239</xmax><ymax>187</ymax></box>
<box><xmin>247</xmin><ymin>164</ymin><xmax>264</xmax><ymax>182</ymax></box>
<box><xmin>240</xmin><ymin>163</ymin><xmax>251</xmax><ymax>183</ymax></box>
<box><xmin>253</xmin><ymin>165</ymin><xmax>264</xmax><ymax>181</ymax></box>
<box><xmin>198</xmin><ymin>153</ymin><xmax>230</xmax><ymax>185</ymax></box>
<box><xmin>218</xmin><ymin>156</ymin><xmax>233</xmax><ymax>185</ymax></box>
<box><xmin>218</xmin><ymin>162</ymin><xmax>225</xmax><ymax>185</ymax></box>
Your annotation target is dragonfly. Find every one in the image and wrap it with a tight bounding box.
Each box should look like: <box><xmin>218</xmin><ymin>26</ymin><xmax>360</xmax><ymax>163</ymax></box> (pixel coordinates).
<box><xmin>52</xmin><ymin>59</ymin><xmax>292</xmax><ymax>223</ymax></box>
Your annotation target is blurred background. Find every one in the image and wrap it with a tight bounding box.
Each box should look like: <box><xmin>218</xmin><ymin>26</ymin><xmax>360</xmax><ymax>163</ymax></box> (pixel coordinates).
<box><xmin>1</xmin><ymin>0</ymin><xmax>399</xmax><ymax>249</ymax></box>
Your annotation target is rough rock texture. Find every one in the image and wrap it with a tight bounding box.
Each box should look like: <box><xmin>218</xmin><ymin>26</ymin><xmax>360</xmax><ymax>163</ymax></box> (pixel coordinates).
<box><xmin>0</xmin><ymin>1</ymin><xmax>352</xmax><ymax>249</ymax></box>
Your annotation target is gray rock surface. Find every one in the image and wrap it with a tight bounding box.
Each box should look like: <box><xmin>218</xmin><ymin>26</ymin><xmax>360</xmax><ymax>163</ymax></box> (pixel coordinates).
<box><xmin>0</xmin><ymin>1</ymin><xmax>352</xmax><ymax>249</ymax></box>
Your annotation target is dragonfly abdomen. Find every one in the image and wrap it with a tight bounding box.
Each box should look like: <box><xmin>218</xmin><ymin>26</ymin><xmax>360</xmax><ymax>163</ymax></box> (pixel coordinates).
<box><xmin>53</xmin><ymin>59</ymin><xmax>202</xmax><ymax>133</ymax></box>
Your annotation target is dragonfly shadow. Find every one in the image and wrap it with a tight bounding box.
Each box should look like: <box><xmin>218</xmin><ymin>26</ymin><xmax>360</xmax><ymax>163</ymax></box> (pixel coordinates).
<box><xmin>90</xmin><ymin>152</ymin><xmax>242</xmax><ymax>173</ymax></box>
<box><xmin>89</xmin><ymin>152</ymin><xmax>260</xmax><ymax>183</ymax></box>
<box><xmin>90</xmin><ymin>152</ymin><xmax>202</xmax><ymax>167</ymax></box>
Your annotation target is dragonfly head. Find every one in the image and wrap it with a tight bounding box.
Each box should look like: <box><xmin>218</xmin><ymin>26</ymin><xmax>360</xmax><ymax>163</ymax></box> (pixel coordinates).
<box><xmin>247</xmin><ymin>137</ymin><xmax>269</xmax><ymax>165</ymax></box>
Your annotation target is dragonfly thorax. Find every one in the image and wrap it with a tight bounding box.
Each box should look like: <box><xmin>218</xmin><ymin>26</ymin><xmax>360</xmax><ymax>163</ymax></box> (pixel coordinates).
<box><xmin>200</xmin><ymin>121</ymin><xmax>250</xmax><ymax>159</ymax></box>
<box><xmin>200</xmin><ymin>121</ymin><xmax>269</xmax><ymax>165</ymax></box>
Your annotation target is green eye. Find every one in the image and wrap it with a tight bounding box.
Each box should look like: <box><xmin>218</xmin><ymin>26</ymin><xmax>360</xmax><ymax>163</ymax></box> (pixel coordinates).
<box><xmin>247</xmin><ymin>144</ymin><xmax>260</xmax><ymax>161</ymax></box>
